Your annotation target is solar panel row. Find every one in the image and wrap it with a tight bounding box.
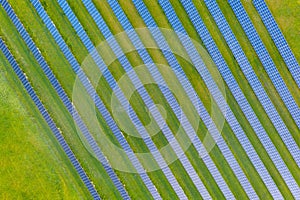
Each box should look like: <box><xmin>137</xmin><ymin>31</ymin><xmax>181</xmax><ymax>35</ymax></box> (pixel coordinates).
<box><xmin>228</xmin><ymin>0</ymin><xmax>300</xmax><ymax>130</ymax></box>
<box><xmin>159</xmin><ymin>0</ymin><xmax>290</xmax><ymax>199</ymax></box>
<box><xmin>0</xmin><ymin>38</ymin><xmax>101</xmax><ymax>200</ymax></box>
<box><xmin>253</xmin><ymin>0</ymin><xmax>300</xmax><ymax>88</ymax></box>
<box><xmin>1</xmin><ymin>0</ymin><xmax>129</xmax><ymax>198</ymax></box>
<box><xmin>203</xmin><ymin>0</ymin><xmax>300</xmax><ymax>198</ymax></box>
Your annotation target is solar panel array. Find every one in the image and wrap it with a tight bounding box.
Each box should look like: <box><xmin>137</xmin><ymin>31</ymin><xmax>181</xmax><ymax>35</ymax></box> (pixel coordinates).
<box><xmin>228</xmin><ymin>0</ymin><xmax>300</xmax><ymax>129</ymax></box>
<box><xmin>0</xmin><ymin>38</ymin><xmax>101</xmax><ymax>200</ymax></box>
<box><xmin>159</xmin><ymin>0</ymin><xmax>289</xmax><ymax>199</ymax></box>
<box><xmin>253</xmin><ymin>0</ymin><xmax>300</xmax><ymax>87</ymax></box>
<box><xmin>1</xmin><ymin>0</ymin><xmax>299</xmax><ymax>199</ymax></box>
<box><xmin>203</xmin><ymin>0</ymin><xmax>300</xmax><ymax>198</ymax></box>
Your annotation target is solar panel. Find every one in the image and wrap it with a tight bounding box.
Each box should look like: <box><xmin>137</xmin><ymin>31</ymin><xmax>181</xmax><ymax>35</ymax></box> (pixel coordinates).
<box><xmin>108</xmin><ymin>0</ymin><xmax>276</xmax><ymax>198</ymax></box>
<box><xmin>105</xmin><ymin>0</ymin><xmax>239</xmax><ymax>198</ymax></box>
<box><xmin>3</xmin><ymin>0</ymin><xmax>298</xmax><ymax>198</ymax></box>
<box><xmin>102</xmin><ymin>1</ymin><xmax>217</xmax><ymax>198</ymax></box>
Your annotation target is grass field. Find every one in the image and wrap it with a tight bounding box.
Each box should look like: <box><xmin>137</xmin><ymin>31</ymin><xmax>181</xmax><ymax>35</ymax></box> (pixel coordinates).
<box><xmin>0</xmin><ymin>0</ymin><xmax>299</xmax><ymax>199</ymax></box>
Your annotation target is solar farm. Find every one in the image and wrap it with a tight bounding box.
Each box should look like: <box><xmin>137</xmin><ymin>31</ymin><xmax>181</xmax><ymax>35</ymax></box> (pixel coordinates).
<box><xmin>0</xmin><ymin>0</ymin><xmax>299</xmax><ymax>199</ymax></box>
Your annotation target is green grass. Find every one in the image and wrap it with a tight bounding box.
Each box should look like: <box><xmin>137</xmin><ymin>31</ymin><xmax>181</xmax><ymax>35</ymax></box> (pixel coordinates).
<box><xmin>188</xmin><ymin>0</ymin><xmax>299</xmax><ymax>197</ymax></box>
<box><xmin>99</xmin><ymin>0</ymin><xmax>266</xmax><ymax>198</ymax></box>
<box><xmin>142</xmin><ymin>0</ymin><xmax>273</xmax><ymax>198</ymax></box>
<box><xmin>94</xmin><ymin>0</ymin><xmax>297</xmax><ymax>198</ymax></box>
<box><xmin>89</xmin><ymin>0</ymin><xmax>240</xmax><ymax>198</ymax></box>
<box><xmin>39</xmin><ymin>0</ymin><xmax>172</xmax><ymax>198</ymax></box>
<box><xmin>46</xmin><ymin>0</ymin><xmax>232</xmax><ymax>198</ymax></box>
<box><xmin>0</xmin><ymin>49</ymin><xmax>91</xmax><ymax>199</ymax></box>
<box><xmin>4</xmin><ymin>0</ymin><xmax>176</xmax><ymax>199</ymax></box>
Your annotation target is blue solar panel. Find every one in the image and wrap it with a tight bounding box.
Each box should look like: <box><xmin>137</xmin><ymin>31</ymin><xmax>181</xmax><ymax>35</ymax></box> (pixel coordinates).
<box><xmin>228</xmin><ymin>0</ymin><xmax>300</xmax><ymax>167</ymax></box>
<box><xmin>203</xmin><ymin>0</ymin><xmax>300</xmax><ymax>198</ymax></box>
<box><xmin>253</xmin><ymin>0</ymin><xmax>300</xmax><ymax>88</ymax></box>
<box><xmin>0</xmin><ymin>38</ymin><xmax>101</xmax><ymax>200</ymax></box>
<box><xmin>104</xmin><ymin>0</ymin><xmax>227</xmax><ymax>198</ymax></box>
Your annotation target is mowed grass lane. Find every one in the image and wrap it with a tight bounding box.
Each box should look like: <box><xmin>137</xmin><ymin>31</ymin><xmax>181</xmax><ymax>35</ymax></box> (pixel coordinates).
<box><xmin>24</xmin><ymin>0</ymin><xmax>169</xmax><ymax>198</ymax></box>
<box><xmin>63</xmin><ymin>1</ymin><xmax>190</xmax><ymax>198</ymax></box>
<box><xmin>59</xmin><ymin>0</ymin><xmax>188</xmax><ymax>199</ymax></box>
<box><xmin>0</xmin><ymin>2</ymin><xmax>123</xmax><ymax>199</ymax></box>
<box><xmin>55</xmin><ymin>2</ymin><xmax>230</xmax><ymax>198</ymax></box>
<box><xmin>265</xmin><ymin>0</ymin><xmax>300</xmax><ymax>63</ymax></box>
<box><xmin>214</xmin><ymin>0</ymin><xmax>300</xmax><ymax>146</ymax></box>
<box><xmin>2</xmin><ymin>0</ymin><xmax>298</xmax><ymax>199</ymax></box>
<box><xmin>40</xmin><ymin>0</ymin><xmax>179</xmax><ymax>199</ymax></box>
<box><xmin>239</xmin><ymin>0</ymin><xmax>300</xmax><ymax>146</ymax></box>
<box><xmin>116</xmin><ymin>0</ymin><xmax>270</xmax><ymax>198</ymax></box>
<box><xmin>0</xmin><ymin>51</ymin><xmax>91</xmax><ymax>199</ymax></box>
<box><xmin>7</xmin><ymin>0</ymin><xmax>169</xmax><ymax>198</ymax></box>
